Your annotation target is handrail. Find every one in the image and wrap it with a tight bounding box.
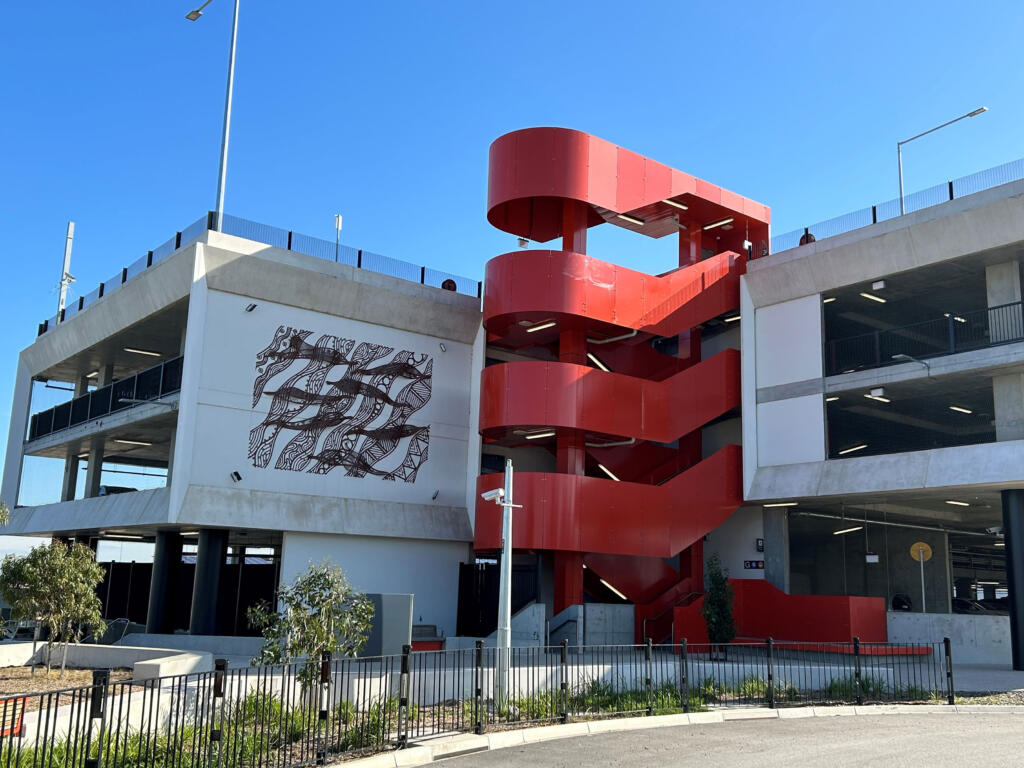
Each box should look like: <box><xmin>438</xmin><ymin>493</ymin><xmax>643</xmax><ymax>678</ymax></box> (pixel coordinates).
<box><xmin>27</xmin><ymin>355</ymin><xmax>183</xmax><ymax>442</ymax></box>
<box><xmin>37</xmin><ymin>212</ymin><xmax>483</xmax><ymax>336</ymax></box>
<box><xmin>825</xmin><ymin>300</ymin><xmax>1024</xmax><ymax>376</ymax></box>
<box><xmin>641</xmin><ymin>591</ymin><xmax>702</xmax><ymax>642</ymax></box>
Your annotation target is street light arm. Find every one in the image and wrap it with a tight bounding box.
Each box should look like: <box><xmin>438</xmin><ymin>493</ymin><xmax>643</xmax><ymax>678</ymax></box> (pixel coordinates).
<box><xmin>899</xmin><ymin>107</ymin><xmax>988</xmax><ymax>146</ymax></box>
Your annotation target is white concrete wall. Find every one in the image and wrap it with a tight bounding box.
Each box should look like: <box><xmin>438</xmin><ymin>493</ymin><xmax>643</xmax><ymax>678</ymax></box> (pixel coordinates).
<box><xmin>704</xmin><ymin>506</ymin><xmax>765</xmax><ymax>581</ymax></box>
<box><xmin>754</xmin><ymin>295</ymin><xmax>822</xmax><ymax>387</ymax></box>
<box><xmin>583</xmin><ymin>604</ymin><xmax>635</xmax><ymax>645</ymax></box>
<box><xmin>755</xmin><ymin>395</ymin><xmax>825</xmax><ymax>466</ymax></box>
<box><xmin>184</xmin><ymin>288</ymin><xmax>474</xmax><ymax>511</ymax></box>
<box><xmin>886</xmin><ymin>611</ymin><xmax>1011</xmax><ymax>666</ymax></box>
<box><xmin>279</xmin><ymin>532</ymin><xmax>468</xmax><ymax>639</ymax></box>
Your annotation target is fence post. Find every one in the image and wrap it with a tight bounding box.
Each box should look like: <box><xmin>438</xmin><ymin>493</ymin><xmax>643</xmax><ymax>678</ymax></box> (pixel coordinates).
<box><xmin>318</xmin><ymin>651</ymin><xmax>331</xmax><ymax>764</ymax></box>
<box><xmin>420</xmin><ymin>266</ymin><xmax>426</xmax><ymax>284</ymax></box>
<box><xmin>84</xmin><ymin>668</ymin><xmax>110</xmax><ymax>768</ymax></box>
<box><xmin>679</xmin><ymin>639</ymin><xmax>689</xmax><ymax>713</ymax></box>
<box><xmin>765</xmin><ymin>638</ymin><xmax>775</xmax><ymax>709</ymax></box>
<box><xmin>645</xmin><ymin>638</ymin><xmax>653</xmax><ymax>716</ymax></box>
<box><xmin>287</xmin><ymin>231</ymin><xmax>293</xmax><ymax>251</ymax></box>
<box><xmin>948</xmin><ymin>180</ymin><xmax>955</xmax><ymax>201</ymax></box>
<box><xmin>175</xmin><ymin>232</ymin><xmax>182</xmax><ymax>249</ymax></box>
<box><xmin>560</xmin><ymin>638</ymin><xmax>569</xmax><ymax>724</ymax></box>
<box><xmin>871</xmin><ymin>205</ymin><xmax>877</xmax><ymax>224</ymax></box>
<box><xmin>398</xmin><ymin>644</ymin><xmax>411</xmax><ymax>749</ymax></box>
<box><xmin>474</xmin><ymin>641</ymin><xmax>484</xmax><ymax>734</ymax></box>
<box><xmin>208</xmin><ymin>658</ymin><xmax>226</xmax><ymax>768</ymax></box>
<box><xmin>207</xmin><ymin>210</ymin><xmax>217</xmax><ymax>230</ymax></box>
<box><xmin>146</xmin><ymin>250</ymin><xmax>154</xmax><ymax>267</ymax></box>
<box><xmin>357</xmin><ymin>249</ymin><xmax>363</xmax><ymax>269</ymax></box>
<box><xmin>853</xmin><ymin>637</ymin><xmax>863</xmax><ymax>705</ymax></box>
<box><xmin>944</xmin><ymin>637</ymin><xmax>955</xmax><ymax>706</ymax></box>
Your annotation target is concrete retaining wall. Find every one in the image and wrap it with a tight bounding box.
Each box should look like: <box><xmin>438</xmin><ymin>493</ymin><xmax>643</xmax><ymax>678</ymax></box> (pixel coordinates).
<box><xmin>886</xmin><ymin>611</ymin><xmax>1010</xmax><ymax>665</ymax></box>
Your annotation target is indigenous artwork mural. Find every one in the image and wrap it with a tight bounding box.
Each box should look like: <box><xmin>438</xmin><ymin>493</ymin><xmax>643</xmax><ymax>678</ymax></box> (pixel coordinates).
<box><xmin>248</xmin><ymin>326</ymin><xmax>432</xmax><ymax>482</ymax></box>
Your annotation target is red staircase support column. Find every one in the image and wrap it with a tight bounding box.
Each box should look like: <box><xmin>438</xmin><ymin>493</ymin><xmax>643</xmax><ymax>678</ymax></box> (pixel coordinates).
<box><xmin>554</xmin><ymin>551</ymin><xmax>585</xmax><ymax>615</ymax></box>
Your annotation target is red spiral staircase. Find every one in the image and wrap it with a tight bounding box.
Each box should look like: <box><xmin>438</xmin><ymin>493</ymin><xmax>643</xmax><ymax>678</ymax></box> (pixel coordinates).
<box><xmin>475</xmin><ymin>127</ymin><xmax>771</xmax><ymax>642</ymax></box>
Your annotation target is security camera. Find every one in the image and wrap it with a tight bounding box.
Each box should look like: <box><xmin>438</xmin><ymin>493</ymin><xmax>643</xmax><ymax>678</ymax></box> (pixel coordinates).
<box><xmin>987</xmin><ymin>526</ymin><xmax>1003</xmax><ymax>536</ymax></box>
<box><xmin>480</xmin><ymin>488</ymin><xmax>505</xmax><ymax>503</ymax></box>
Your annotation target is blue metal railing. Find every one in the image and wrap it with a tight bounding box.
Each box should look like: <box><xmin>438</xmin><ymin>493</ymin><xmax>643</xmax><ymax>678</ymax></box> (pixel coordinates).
<box><xmin>37</xmin><ymin>212</ymin><xmax>482</xmax><ymax>335</ymax></box>
<box><xmin>770</xmin><ymin>156</ymin><xmax>1024</xmax><ymax>254</ymax></box>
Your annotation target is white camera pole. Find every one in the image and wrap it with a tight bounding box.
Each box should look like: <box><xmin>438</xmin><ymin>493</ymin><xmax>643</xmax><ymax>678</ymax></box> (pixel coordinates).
<box><xmin>496</xmin><ymin>458</ymin><xmax>514</xmax><ymax>706</ymax></box>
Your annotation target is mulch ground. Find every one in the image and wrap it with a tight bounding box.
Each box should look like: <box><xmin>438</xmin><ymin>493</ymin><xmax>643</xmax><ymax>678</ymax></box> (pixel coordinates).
<box><xmin>0</xmin><ymin>665</ymin><xmax>133</xmax><ymax>711</ymax></box>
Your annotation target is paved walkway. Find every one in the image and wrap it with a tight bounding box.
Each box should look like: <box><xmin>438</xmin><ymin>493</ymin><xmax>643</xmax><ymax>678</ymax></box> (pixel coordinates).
<box><xmin>954</xmin><ymin>663</ymin><xmax>1024</xmax><ymax>692</ymax></box>
<box><xmin>432</xmin><ymin>713</ymin><xmax>1024</xmax><ymax>767</ymax></box>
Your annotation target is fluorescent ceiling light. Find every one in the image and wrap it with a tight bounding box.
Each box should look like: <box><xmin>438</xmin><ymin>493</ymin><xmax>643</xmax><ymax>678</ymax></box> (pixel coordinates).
<box><xmin>525</xmin><ymin>321</ymin><xmax>556</xmax><ymax>333</ymax></box>
<box><xmin>523</xmin><ymin>430</ymin><xmax>556</xmax><ymax>440</ymax></box>
<box><xmin>826</xmin><ymin>396</ymin><xmax>839</xmax><ymax>402</ymax></box>
<box><xmin>859</xmin><ymin>292</ymin><xmax>886</xmax><ymax>303</ymax></box>
<box><xmin>124</xmin><ymin>347</ymin><xmax>161</xmax><ymax>356</ymax></box>
<box><xmin>106</xmin><ymin>533</ymin><xmax>143</xmax><ymax>540</ymax></box>
<box><xmin>599</xmin><ymin>578</ymin><xmax>628</xmax><ymax>601</ymax></box>
<box><xmin>838</xmin><ymin>444</ymin><xmax>867</xmax><ymax>455</ymax></box>
<box><xmin>944</xmin><ymin>500</ymin><xmax>970</xmax><ymax>507</ymax></box>
<box><xmin>587</xmin><ymin>352</ymin><xmax>610</xmax><ymax>372</ymax></box>
<box><xmin>822</xmin><ymin>297</ymin><xmax>836</xmax><ymax>304</ymax></box>
<box><xmin>86</xmin><ymin>370</ymin><xmax>99</xmax><ymax>378</ymax></box>
<box><xmin>114</xmin><ymin>439</ymin><xmax>152</xmax><ymax>447</ymax></box>
<box><xmin>995</xmin><ymin>541</ymin><xmax>1005</xmax><ymax>547</ymax></box>
<box><xmin>954</xmin><ymin>316</ymin><xmax>966</xmax><ymax>323</ymax></box>
<box><xmin>833</xmin><ymin>526</ymin><xmax>863</xmax><ymax>536</ymax></box>
<box><xmin>180</xmin><ymin>531</ymin><xmax>200</xmax><ymax>536</ymax></box>
<box><xmin>703</xmin><ymin>217</ymin><xmax>734</xmax><ymax>231</ymax></box>
<box><xmin>978</xmin><ymin>581</ymin><xmax>1000</xmax><ymax>585</ymax></box>
<box><xmin>724</xmin><ymin>315</ymin><xmax>741</xmax><ymax>323</ymax></box>
<box><xmin>597</xmin><ymin>464</ymin><xmax>620</xmax><ymax>482</ymax></box>
<box><xmin>764</xmin><ymin>502</ymin><xmax>798</xmax><ymax>508</ymax></box>
<box><xmin>949</xmin><ymin>406</ymin><xmax>973</xmax><ymax>414</ymax></box>
<box><xmin>864</xmin><ymin>394</ymin><xmax>891</xmax><ymax>403</ymax></box>
<box><xmin>616</xmin><ymin>213</ymin><xmax>645</xmax><ymax>226</ymax></box>
<box><xmin>662</xmin><ymin>199</ymin><xmax>688</xmax><ymax>211</ymax></box>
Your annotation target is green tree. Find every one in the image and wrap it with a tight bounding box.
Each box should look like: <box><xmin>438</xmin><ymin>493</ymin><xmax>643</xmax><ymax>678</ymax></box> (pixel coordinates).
<box><xmin>0</xmin><ymin>540</ymin><xmax>106</xmax><ymax>675</ymax></box>
<box><xmin>248</xmin><ymin>561</ymin><xmax>374</xmax><ymax>686</ymax></box>
<box><xmin>700</xmin><ymin>553</ymin><xmax>736</xmax><ymax>648</ymax></box>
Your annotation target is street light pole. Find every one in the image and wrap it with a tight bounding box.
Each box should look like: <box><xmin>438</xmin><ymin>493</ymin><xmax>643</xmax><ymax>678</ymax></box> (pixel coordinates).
<box><xmin>897</xmin><ymin>107</ymin><xmax>988</xmax><ymax>215</ymax></box>
<box><xmin>495</xmin><ymin>458</ymin><xmax>514</xmax><ymax>705</ymax></box>
<box><xmin>187</xmin><ymin>0</ymin><xmax>240</xmax><ymax>233</ymax></box>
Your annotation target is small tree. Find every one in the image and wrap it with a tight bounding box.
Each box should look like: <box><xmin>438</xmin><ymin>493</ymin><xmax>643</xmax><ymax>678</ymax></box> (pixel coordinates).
<box><xmin>700</xmin><ymin>553</ymin><xmax>735</xmax><ymax>650</ymax></box>
<box><xmin>248</xmin><ymin>561</ymin><xmax>374</xmax><ymax>687</ymax></box>
<box><xmin>0</xmin><ymin>540</ymin><xmax>106</xmax><ymax>675</ymax></box>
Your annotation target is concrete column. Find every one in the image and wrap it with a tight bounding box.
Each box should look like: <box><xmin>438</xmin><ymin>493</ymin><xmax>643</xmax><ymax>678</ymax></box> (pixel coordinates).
<box><xmin>60</xmin><ymin>449</ymin><xmax>80</xmax><ymax>502</ymax></box>
<box><xmin>985</xmin><ymin>260</ymin><xmax>1023</xmax><ymax>343</ymax></box>
<box><xmin>147</xmin><ymin>531</ymin><xmax>184</xmax><ymax>633</ymax></box>
<box><xmin>982</xmin><ymin>584</ymin><xmax>997</xmax><ymax>601</ymax></box>
<box><xmin>190</xmin><ymin>529</ymin><xmax>227</xmax><ymax>635</ymax></box>
<box><xmin>60</xmin><ymin>376</ymin><xmax>90</xmax><ymax>502</ymax></box>
<box><xmin>1002</xmin><ymin>489</ymin><xmax>1024</xmax><ymax>670</ymax></box>
<box><xmin>763</xmin><ymin>508</ymin><xmax>791</xmax><ymax>593</ymax></box>
<box><xmin>84</xmin><ymin>439</ymin><xmax>105</xmax><ymax>498</ymax></box>
<box><xmin>1</xmin><ymin>359</ymin><xmax>34</xmax><ymax>508</ymax></box>
<box><xmin>993</xmin><ymin>373</ymin><xmax>1024</xmax><ymax>441</ymax></box>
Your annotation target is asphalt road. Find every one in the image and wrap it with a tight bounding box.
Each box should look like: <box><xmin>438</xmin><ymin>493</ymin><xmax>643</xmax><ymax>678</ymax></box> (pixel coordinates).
<box><xmin>438</xmin><ymin>715</ymin><xmax>1024</xmax><ymax>767</ymax></box>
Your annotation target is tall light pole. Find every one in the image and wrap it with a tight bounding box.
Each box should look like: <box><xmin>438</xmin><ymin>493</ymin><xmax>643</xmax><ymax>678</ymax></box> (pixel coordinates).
<box><xmin>334</xmin><ymin>214</ymin><xmax>343</xmax><ymax>262</ymax></box>
<box><xmin>898</xmin><ymin>107</ymin><xmax>988</xmax><ymax>215</ymax></box>
<box><xmin>187</xmin><ymin>0</ymin><xmax>240</xmax><ymax>233</ymax></box>
<box><xmin>480</xmin><ymin>459</ymin><xmax>520</xmax><ymax>705</ymax></box>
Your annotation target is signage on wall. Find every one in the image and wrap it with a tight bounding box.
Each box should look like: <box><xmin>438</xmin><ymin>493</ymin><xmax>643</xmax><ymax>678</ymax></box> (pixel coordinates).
<box><xmin>756</xmin><ymin>538</ymin><xmax>764</xmax><ymax>553</ymax></box>
<box><xmin>744</xmin><ymin>560</ymin><xmax>765</xmax><ymax>570</ymax></box>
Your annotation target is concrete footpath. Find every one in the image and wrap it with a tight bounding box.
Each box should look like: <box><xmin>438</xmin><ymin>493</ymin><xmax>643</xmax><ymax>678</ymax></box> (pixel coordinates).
<box><xmin>348</xmin><ymin>705</ymin><xmax>1024</xmax><ymax>768</ymax></box>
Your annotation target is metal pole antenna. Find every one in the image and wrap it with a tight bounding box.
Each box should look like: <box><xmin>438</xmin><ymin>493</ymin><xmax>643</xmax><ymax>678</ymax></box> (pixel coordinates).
<box><xmin>496</xmin><ymin>458</ymin><xmax>514</xmax><ymax>705</ymax></box>
<box><xmin>57</xmin><ymin>221</ymin><xmax>75</xmax><ymax>322</ymax></box>
<box><xmin>213</xmin><ymin>0</ymin><xmax>240</xmax><ymax>232</ymax></box>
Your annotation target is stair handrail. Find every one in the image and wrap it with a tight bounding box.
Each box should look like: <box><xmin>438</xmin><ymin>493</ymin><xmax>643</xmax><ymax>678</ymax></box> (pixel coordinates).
<box><xmin>641</xmin><ymin>590</ymin><xmax>703</xmax><ymax>642</ymax></box>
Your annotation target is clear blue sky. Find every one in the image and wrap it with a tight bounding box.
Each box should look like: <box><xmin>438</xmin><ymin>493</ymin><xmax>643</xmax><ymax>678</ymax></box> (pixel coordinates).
<box><xmin>1</xmin><ymin>1</ymin><xmax>1023</xmax><ymax>554</ymax></box>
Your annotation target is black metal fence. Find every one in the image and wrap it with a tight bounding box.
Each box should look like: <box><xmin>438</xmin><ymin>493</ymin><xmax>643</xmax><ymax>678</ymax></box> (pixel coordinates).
<box><xmin>0</xmin><ymin>639</ymin><xmax>955</xmax><ymax>767</ymax></box>
<box><xmin>37</xmin><ymin>213</ymin><xmax>482</xmax><ymax>336</ymax></box>
<box><xmin>28</xmin><ymin>356</ymin><xmax>184</xmax><ymax>442</ymax></box>
<box><xmin>770</xmin><ymin>156</ymin><xmax>1024</xmax><ymax>254</ymax></box>
<box><xmin>826</xmin><ymin>300</ymin><xmax>1024</xmax><ymax>376</ymax></box>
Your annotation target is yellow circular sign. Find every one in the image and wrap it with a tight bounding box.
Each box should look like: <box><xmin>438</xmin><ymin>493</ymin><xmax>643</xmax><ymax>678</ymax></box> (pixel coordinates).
<box><xmin>910</xmin><ymin>542</ymin><xmax>933</xmax><ymax>562</ymax></box>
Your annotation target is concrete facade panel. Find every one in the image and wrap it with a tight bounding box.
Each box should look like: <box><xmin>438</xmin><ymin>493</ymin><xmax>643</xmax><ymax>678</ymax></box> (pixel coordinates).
<box><xmin>754</xmin><ymin>296</ymin><xmax>823</xmax><ymax>388</ymax></box>
<box><xmin>755</xmin><ymin>396</ymin><xmax>825</xmax><ymax>467</ymax></box>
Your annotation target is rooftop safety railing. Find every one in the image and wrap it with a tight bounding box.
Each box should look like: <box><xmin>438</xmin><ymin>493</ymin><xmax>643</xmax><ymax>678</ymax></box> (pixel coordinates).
<box><xmin>825</xmin><ymin>301</ymin><xmax>1024</xmax><ymax>376</ymax></box>
<box><xmin>770</xmin><ymin>156</ymin><xmax>1024</xmax><ymax>254</ymax></box>
<box><xmin>27</xmin><ymin>356</ymin><xmax>183</xmax><ymax>442</ymax></box>
<box><xmin>37</xmin><ymin>212</ymin><xmax>482</xmax><ymax>336</ymax></box>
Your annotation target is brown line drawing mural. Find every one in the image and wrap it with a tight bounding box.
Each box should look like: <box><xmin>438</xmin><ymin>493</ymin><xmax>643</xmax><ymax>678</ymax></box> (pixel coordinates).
<box><xmin>249</xmin><ymin>326</ymin><xmax>432</xmax><ymax>482</ymax></box>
